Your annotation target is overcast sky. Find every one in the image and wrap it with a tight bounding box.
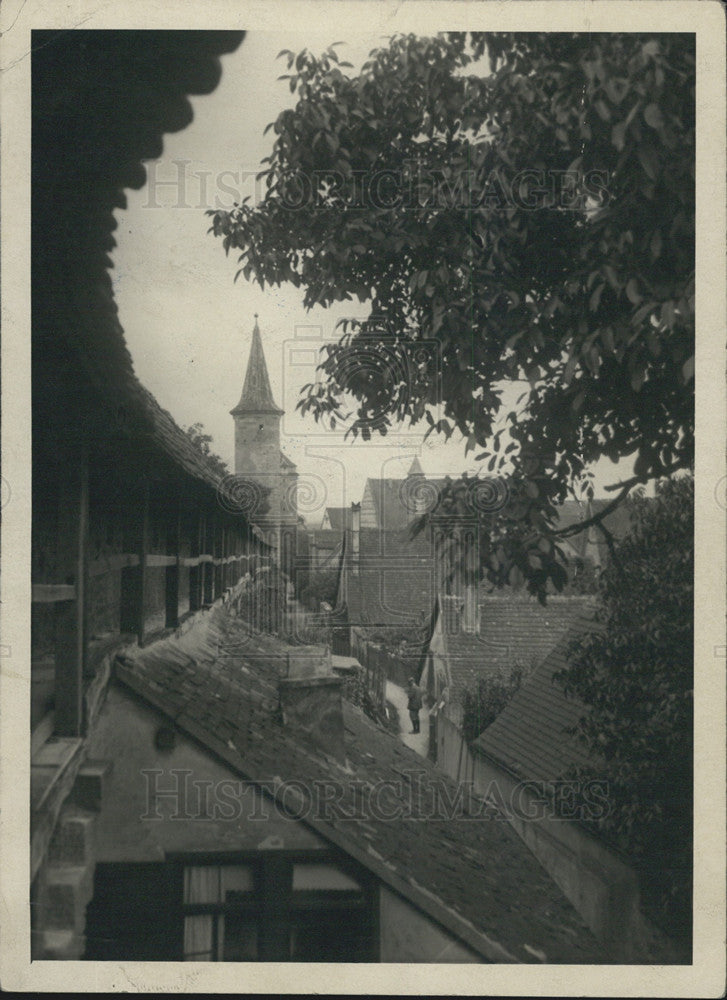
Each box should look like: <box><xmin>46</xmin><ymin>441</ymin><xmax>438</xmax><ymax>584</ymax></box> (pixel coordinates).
<box><xmin>112</xmin><ymin>30</ymin><xmax>630</xmax><ymax>524</ymax></box>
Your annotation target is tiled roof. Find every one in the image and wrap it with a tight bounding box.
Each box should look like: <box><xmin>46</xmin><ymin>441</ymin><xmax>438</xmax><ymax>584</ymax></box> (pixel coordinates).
<box><xmin>132</xmin><ymin>383</ymin><xmax>226</xmax><ymax>490</ymax></box>
<box><xmin>114</xmin><ymin>604</ymin><xmax>606</xmax><ymax>963</ymax></box>
<box><xmin>441</xmin><ymin>595</ymin><xmax>596</xmax><ymax>706</ymax></box>
<box><xmin>344</xmin><ymin>528</ymin><xmax>436</xmax><ymax>627</ymax></box>
<box><xmin>473</xmin><ymin>614</ymin><xmax>600</xmax><ymax>784</ymax></box>
<box><xmin>310</xmin><ymin>529</ymin><xmax>342</xmax><ymax>549</ymax></box>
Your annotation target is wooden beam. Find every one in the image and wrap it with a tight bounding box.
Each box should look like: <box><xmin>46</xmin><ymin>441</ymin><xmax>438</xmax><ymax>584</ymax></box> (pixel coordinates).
<box><xmin>88</xmin><ymin>553</ymin><xmax>140</xmax><ymax>577</ymax></box>
<box><xmin>53</xmin><ymin>450</ymin><xmax>89</xmax><ymax>736</ymax></box>
<box><xmin>32</xmin><ymin>584</ymin><xmax>76</xmax><ymax>603</ymax></box>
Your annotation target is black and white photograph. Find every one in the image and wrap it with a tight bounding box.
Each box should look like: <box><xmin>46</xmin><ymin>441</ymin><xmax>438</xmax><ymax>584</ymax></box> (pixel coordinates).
<box><xmin>1</xmin><ymin>0</ymin><xmax>725</xmax><ymax>994</ymax></box>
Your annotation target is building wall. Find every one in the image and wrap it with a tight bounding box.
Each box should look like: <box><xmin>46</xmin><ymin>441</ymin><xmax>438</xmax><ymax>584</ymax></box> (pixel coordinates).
<box><xmin>378</xmin><ymin>886</ymin><xmax>481</xmax><ymax>963</ymax></box>
<box><xmin>234</xmin><ymin>412</ymin><xmax>282</xmax><ymax>477</ymax></box>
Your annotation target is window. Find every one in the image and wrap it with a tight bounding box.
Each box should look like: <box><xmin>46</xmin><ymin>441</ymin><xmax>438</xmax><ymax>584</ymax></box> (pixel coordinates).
<box><xmin>176</xmin><ymin>851</ymin><xmax>377</xmax><ymax>962</ymax></box>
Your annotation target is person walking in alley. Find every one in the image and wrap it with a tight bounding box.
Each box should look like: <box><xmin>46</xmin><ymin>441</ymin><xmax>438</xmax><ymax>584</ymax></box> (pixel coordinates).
<box><xmin>407</xmin><ymin>677</ymin><xmax>423</xmax><ymax>734</ymax></box>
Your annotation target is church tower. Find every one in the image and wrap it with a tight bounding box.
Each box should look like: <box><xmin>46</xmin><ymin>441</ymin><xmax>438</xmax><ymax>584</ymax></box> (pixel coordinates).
<box><xmin>231</xmin><ymin>314</ymin><xmax>285</xmax><ymax>476</ymax></box>
<box><xmin>231</xmin><ymin>316</ymin><xmax>298</xmax><ymax>573</ymax></box>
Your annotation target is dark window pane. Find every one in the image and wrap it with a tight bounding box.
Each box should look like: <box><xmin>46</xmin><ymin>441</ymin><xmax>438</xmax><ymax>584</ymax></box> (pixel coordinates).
<box><xmin>222</xmin><ymin>913</ymin><xmax>259</xmax><ymax>961</ymax></box>
<box><xmin>289</xmin><ymin>907</ymin><xmax>372</xmax><ymax>962</ymax></box>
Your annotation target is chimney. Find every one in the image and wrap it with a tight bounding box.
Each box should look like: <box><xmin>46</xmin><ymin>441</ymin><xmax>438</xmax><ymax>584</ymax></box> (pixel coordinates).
<box><xmin>278</xmin><ymin>646</ymin><xmax>346</xmax><ymax>764</ymax></box>
<box><xmin>350</xmin><ymin>502</ymin><xmax>361</xmax><ymax>576</ymax></box>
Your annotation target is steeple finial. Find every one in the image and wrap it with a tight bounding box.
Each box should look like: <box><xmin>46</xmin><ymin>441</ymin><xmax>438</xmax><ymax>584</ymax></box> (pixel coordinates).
<box><xmin>230</xmin><ymin>316</ymin><xmax>284</xmax><ymax>416</ymax></box>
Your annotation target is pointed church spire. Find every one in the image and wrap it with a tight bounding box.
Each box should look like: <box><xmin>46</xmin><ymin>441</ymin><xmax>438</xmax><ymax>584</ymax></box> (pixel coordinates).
<box><xmin>231</xmin><ymin>315</ymin><xmax>284</xmax><ymax>415</ymax></box>
<box><xmin>408</xmin><ymin>456</ymin><xmax>425</xmax><ymax>476</ymax></box>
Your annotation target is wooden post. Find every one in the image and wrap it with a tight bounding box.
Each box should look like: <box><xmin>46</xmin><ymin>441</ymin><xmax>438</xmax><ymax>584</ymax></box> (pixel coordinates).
<box><xmin>258</xmin><ymin>854</ymin><xmax>290</xmax><ymax>960</ymax></box>
<box><xmin>137</xmin><ymin>483</ymin><xmax>150</xmax><ymax>647</ymax></box>
<box><xmin>214</xmin><ymin>517</ymin><xmax>222</xmax><ymax>599</ymax></box>
<box><xmin>189</xmin><ymin>500</ymin><xmax>201</xmax><ymax>613</ymax></box>
<box><xmin>54</xmin><ymin>448</ymin><xmax>89</xmax><ymax>736</ymax></box>
<box><xmin>202</xmin><ymin>508</ymin><xmax>213</xmax><ymax>605</ymax></box>
<box><xmin>165</xmin><ymin>496</ymin><xmax>181</xmax><ymax>629</ymax></box>
<box><xmin>220</xmin><ymin>522</ymin><xmax>227</xmax><ymax>592</ymax></box>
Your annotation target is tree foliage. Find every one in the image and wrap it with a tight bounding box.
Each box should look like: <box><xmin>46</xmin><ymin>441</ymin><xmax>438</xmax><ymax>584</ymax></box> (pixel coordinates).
<box><xmin>209</xmin><ymin>32</ymin><xmax>694</xmax><ymax>599</ymax></box>
<box><xmin>461</xmin><ymin>665</ymin><xmax>524</xmax><ymax>744</ymax></box>
<box><xmin>184</xmin><ymin>422</ymin><xmax>230</xmax><ymax>479</ymax></box>
<box><xmin>555</xmin><ymin>475</ymin><xmax>693</xmax><ymax>932</ymax></box>
<box><xmin>299</xmin><ymin>567</ymin><xmax>339</xmax><ymax>609</ymax></box>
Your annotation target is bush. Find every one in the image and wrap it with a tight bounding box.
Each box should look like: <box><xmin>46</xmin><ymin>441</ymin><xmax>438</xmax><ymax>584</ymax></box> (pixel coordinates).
<box><xmin>461</xmin><ymin>667</ymin><xmax>523</xmax><ymax>744</ymax></box>
<box><xmin>555</xmin><ymin>475</ymin><xmax>693</xmax><ymax>938</ymax></box>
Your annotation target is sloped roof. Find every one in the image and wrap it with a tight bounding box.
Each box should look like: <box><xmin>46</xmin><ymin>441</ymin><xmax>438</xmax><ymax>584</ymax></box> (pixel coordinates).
<box><xmin>33</xmin><ymin>31</ymin><xmax>245</xmax><ymax>441</ymax></box>
<box><xmin>473</xmin><ymin>614</ymin><xmax>600</xmax><ymax>784</ymax></box>
<box><xmin>310</xmin><ymin>529</ymin><xmax>342</xmax><ymax>549</ymax></box>
<box><xmin>132</xmin><ymin>383</ymin><xmax>226</xmax><ymax>490</ymax></box>
<box><xmin>323</xmin><ymin>507</ymin><xmax>353</xmax><ymax>531</ymax></box>
<box><xmin>344</xmin><ymin>528</ymin><xmax>436</xmax><ymax>627</ymax></box>
<box><xmin>114</xmin><ymin>604</ymin><xmax>605</xmax><ymax>963</ymax></box>
<box><xmin>366</xmin><ymin>477</ymin><xmax>452</xmax><ymax>530</ymax></box>
<box><xmin>441</xmin><ymin>595</ymin><xmax>596</xmax><ymax>707</ymax></box>
<box><xmin>231</xmin><ymin>317</ymin><xmax>284</xmax><ymax>416</ymax></box>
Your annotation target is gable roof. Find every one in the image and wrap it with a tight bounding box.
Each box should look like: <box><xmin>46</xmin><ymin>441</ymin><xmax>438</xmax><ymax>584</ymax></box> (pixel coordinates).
<box><xmin>439</xmin><ymin>595</ymin><xmax>596</xmax><ymax>707</ymax></box>
<box><xmin>363</xmin><ymin>476</ymin><xmax>449</xmax><ymax>530</ymax></box>
<box><xmin>323</xmin><ymin>507</ymin><xmax>353</xmax><ymax>531</ymax></box>
<box><xmin>473</xmin><ymin>613</ymin><xmax>600</xmax><ymax>784</ymax></box>
<box><xmin>231</xmin><ymin>317</ymin><xmax>284</xmax><ymax>416</ymax></box>
<box><xmin>114</xmin><ymin>604</ymin><xmax>605</xmax><ymax>963</ymax></box>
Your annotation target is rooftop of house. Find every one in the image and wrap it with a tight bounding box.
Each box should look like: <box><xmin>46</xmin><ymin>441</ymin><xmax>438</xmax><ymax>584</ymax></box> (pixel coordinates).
<box><xmin>114</xmin><ymin>603</ymin><xmax>607</xmax><ymax>964</ymax></box>
<box><xmin>438</xmin><ymin>595</ymin><xmax>597</xmax><ymax>706</ymax></box>
<box><xmin>364</xmin><ymin>475</ymin><xmax>450</xmax><ymax>531</ymax></box>
<box><xmin>472</xmin><ymin>613</ymin><xmax>600</xmax><ymax>785</ymax></box>
<box><xmin>134</xmin><ymin>383</ymin><xmax>228</xmax><ymax>491</ymax></box>
<box><xmin>342</xmin><ymin>527</ymin><xmax>436</xmax><ymax>627</ymax></box>
<box><xmin>310</xmin><ymin>529</ymin><xmax>343</xmax><ymax>549</ymax></box>
<box><xmin>322</xmin><ymin>507</ymin><xmax>353</xmax><ymax>531</ymax></box>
